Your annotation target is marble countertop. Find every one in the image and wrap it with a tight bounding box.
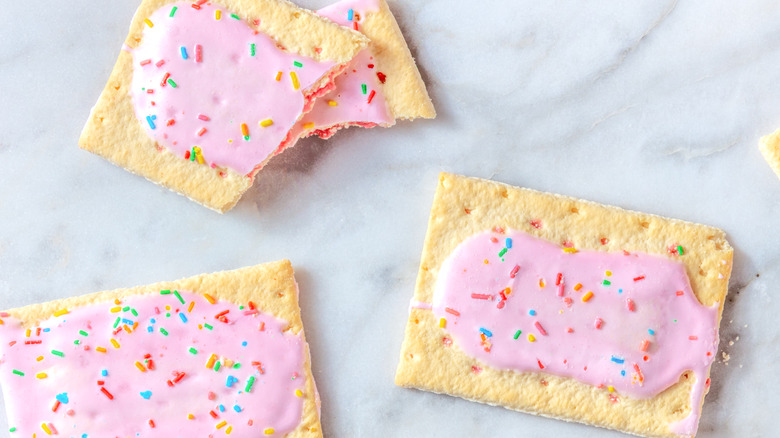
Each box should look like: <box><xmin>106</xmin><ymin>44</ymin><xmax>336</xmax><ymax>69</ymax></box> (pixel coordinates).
<box><xmin>1</xmin><ymin>1</ymin><xmax>778</xmax><ymax>436</ymax></box>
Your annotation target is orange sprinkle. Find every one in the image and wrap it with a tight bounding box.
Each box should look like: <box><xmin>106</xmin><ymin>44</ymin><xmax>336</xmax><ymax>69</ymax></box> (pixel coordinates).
<box><xmin>206</xmin><ymin>354</ymin><xmax>218</xmax><ymax>369</ymax></box>
<box><xmin>582</xmin><ymin>291</ymin><xmax>594</xmax><ymax>302</ymax></box>
<box><xmin>303</xmin><ymin>122</ymin><xmax>315</xmax><ymax>130</ymax></box>
<box><xmin>188</xmin><ymin>301</ymin><xmax>195</xmax><ymax>313</ymax></box>
<box><xmin>95</xmin><ymin>346</ymin><xmax>107</xmax><ymax>353</ymax></box>
<box><xmin>135</xmin><ymin>361</ymin><xmax>147</xmax><ymax>372</ymax></box>
<box><xmin>640</xmin><ymin>339</ymin><xmax>650</xmax><ymax>352</ymax></box>
<box><xmin>241</xmin><ymin>123</ymin><xmax>249</xmax><ymax>137</ymax></box>
<box><xmin>538</xmin><ymin>279</ymin><xmax>545</xmax><ymax>288</ymax></box>
<box><xmin>275</xmin><ymin>71</ymin><xmax>282</xmax><ymax>81</ymax></box>
<box><xmin>36</xmin><ymin>356</ymin><xmax>44</xmax><ymax>362</ymax></box>
<box><xmin>204</xmin><ymin>293</ymin><xmax>216</xmax><ymax>304</ymax></box>
<box><xmin>574</xmin><ymin>283</ymin><xmax>583</xmax><ymax>291</ymax></box>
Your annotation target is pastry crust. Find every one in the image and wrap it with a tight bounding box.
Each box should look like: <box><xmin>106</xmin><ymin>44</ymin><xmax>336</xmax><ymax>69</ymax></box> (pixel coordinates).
<box><xmin>79</xmin><ymin>0</ymin><xmax>369</xmax><ymax>213</ymax></box>
<box><xmin>2</xmin><ymin>260</ymin><xmax>322</xmax><ymax>438</ymax></box>
<box><xmin>759</xmin><ymin>128</ymin><xmax>780</xmax><ymax>180</ymax></box>
<box><xmin>362</xmin><ymin>0</ymin><xmax>435</xmax><ymax>119</ymax></box>
<box><xmin>395</xmin><ymin>173</ymin><xmax>733</xmax><ymax>438</ymax></box>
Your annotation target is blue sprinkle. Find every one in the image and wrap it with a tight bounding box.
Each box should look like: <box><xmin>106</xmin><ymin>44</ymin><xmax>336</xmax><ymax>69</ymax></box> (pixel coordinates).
<box><xmin>233</xmin><ymin>405</ymin><xmax>242</xmax><ymax>413</ymax></box>
<box><xmin>618</xmin><ymin>289</ymin><xmax>623</xmax><ymax>294</ymax></box>
<box><xmin>347</xmin><ymin>8</ymin><xmax>354</xmax><ymax>20</ymax></box>
<box><xmin>226</xmin><ymin>376</ymin><xmax>236</xmax><ymax>388</ymax></box>
<box><xmin>150</xmin><ymin>318</ymin><xmax>156</xmax><ymax>324</ymax></box>
<box><xmin>180</xmin><ymin>46</ymin><xmax>188</xmax><ymax>60</ymax></box>
<box><xmin>610</xmin><ymin>356</ymin><xmax>625</xmax><ymax>364</ymax></box>
<box><xmin>218</xmin><ymin>404</ymin><xmax>225</xmax><ymax>412</ymax></box>
<box><xmin>43</xmin><ymin>328</ymin><xmax>51</xmax><ymax>332</ymax></box>
<box><xmin>241</xmin><ymin>341</ymin><xmax>247</xmax><ymax>347</ymax></box>
<box><xmin>479</xmin><ymin>328</ymin><xmax>493</xmax><ymax>337</ymax></box>
<box><xmin>505</xmin><ymin>238</ymin><xmax>512</xmax><ymax>249</ymax></box>
<box><xmin>648</xmin><ymin>329</ymin><xmax>655</xmax><ymax>335</ymax></box>
<box><xmin>529</xmin><ymin>309</ymin><xmax>536</xmax><ymax>316</ymax></box>
<box><xmin>56</xmin><ymin>393</ymin><xmax>69</xmax><ymax>404</ymax></box>
<box><xmin>140</xmin><ymin>390</ymin><xmax>152</xmax><ymax>400</ymax></box>
<box><xmin>82</xmin><ymin>434</ymin><xmax>87</xmax><ymax>438</ymax></box>
<box><xmin>146</xmin><ymin>115</ymin><xmax>157</xmax><ymax>129</ymax></box>
<box><xmin>179</xmin><ymin>313</ymin><xmax>188</xmax><ymax>323</ymax></box>
<box><xmin>122</xmin><ymin>318</ymin><xmax>134</xmax><ymax>325</ymax></box>
<box><xmin>621</xmin><ymin>370</ymin><xmax>626</xmax><ymax>376</ymax></box>
<box><xmin>101</xmin><ymin>369</ymin><xmax>108</xmax><ymax>377</ymax></box>
<box><xmin>147</xmin><ymin>326</ymin><xmax>153</xmax><ymax>333</ymax></box>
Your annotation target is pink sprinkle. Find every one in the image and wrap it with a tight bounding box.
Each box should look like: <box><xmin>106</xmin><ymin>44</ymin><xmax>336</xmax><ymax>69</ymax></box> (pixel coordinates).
<box><xmin>566</xmin><ymin>327</ymin><xmax>574</xmax><ymax>333</ymax></box>
<box><xmin>496</xmin><ymin>300</ymin><xmax>505</xmax><ymax>309</ymax></box>
<box><xmin>195</xmin><ymin>44</ymin><xmax>203</xmax><ymax>63</ymax></box>
<box><xmin>633</xmin><ymin>363</ymin><xmax>644</xmax><ymax>383</ymax></box>
<box><xmin>140</xmin><ymin>59</ymin><xmax>152</xmax><ymax>66</ymax></box>
<box><xmin>493</xmin><ymin>226</ymin><xmax>505</xmax><ymax>234</ymax></box>
<box><xmin>442</xmin><ymin>337</ymin><xmax>452</xmax><ymax>347</ymax></box>
<box><xmin>155</xmin><ymin>60</ymin><xmax>165</xmax><ymax>67</ymax></box>
<box><xmin>445</xmin><ymin>307</ymin><xmax>460</xmax><ymax>317</ymax></box>
<box><xmin>689</xmin><ymin>335</ymin><xmax>698</xmax><ymax>340</ymax></box>
<box><xmin>594</xmin><ymin>317</ymin><xmax>604</xmax><ymax>329</ymax></box>
<box><xmin>198</xmin><ymin>114</ymin><xmax>210</xmax><ymax>121</ymax></box>
<box><xmin>563</xmin><ymin>297</ymin><xmax>572</xmax><ymax>308</ymax></box>
<box><xmin>471</xmin><ymin>293</ymin><xmax>492</xmax><ymax>300</ymax></box>
<box><xmin>626</xmin><ymin>298</ymin><xmax>636</xmax><ymax>312</ymax></box>
<box><xmin>490</xmin><ymin>237</ymin><xmax>498</xmax><ymax>243</ymax></box>
<box><xmin>534</xmin><ymin>321</ymin><xmax>547</xmax><ymax>336</ymax></box>
<box><xmin>146</xmin><ymin>89</ymin><xmax>154</xmax><ymax>94</ymax></box>
<box><xmin>197</xmin><ymin>127</ymin><xmax>207</xmax><ymax>136</ymax></box>
<box><xmin>676</xmin><ymin>291</ymin><xmax>684</xmax><ymax>296</ymax></box>
<box><xmin>208</xmin><ymin>391</ymin><xmax>216</xmax><ymax>400</ymax></box>
<box><xmin>243</xmin><ymin>310</ymin><xmax>258</xmax><ymax>316</ymax></box>
<box><xmin>48</xmin><ymin>423</ymin><xmax>58</xmax><ymax>434</ymax></box>
<box><xmin>640</xmin><ymin>339</ymin><xmax>650</xmax><ymax>352</ymax></box>
<box><xmin>557</xmin><ymin>283</ymin><xmax>565</xmax><ymax>297</ymax></box>
<box><xmin>0</xmin><ymin>312</ymin><xmax>9</xmax><ymax>317</ymax></box>
<box><xmin>509</xmin><ymin>265</ymin><xmax>520</xmax><ymax>278</ymax></box>
<box><xmin>471</xmin><ymin>365</ymin><xmax>482</xmax><ymax>374</ymax></box>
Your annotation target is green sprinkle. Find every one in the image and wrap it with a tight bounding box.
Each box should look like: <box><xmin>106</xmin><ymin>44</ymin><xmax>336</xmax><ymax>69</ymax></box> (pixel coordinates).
<box><xmin>233</xmin><ymin>363</ymin><xmax>241</xmax><ymax>369</ymax></box>
<box><xmin>173</xmin><ymin>290</ymin><xmax>185</xmax><ymax>304</ymax></box>
<box><xmin>513</xmin><ymin>330</ymin><xmax>522</xmax><ymax>340</ymax></box>
<box><xmin>204</xmin><ymin>323</ymin><xmax>213</xmax><ymax>330</ymax></box>
<box><xmin>167</xmin><ymin>78</ymin><xmax>178</xmax><ymax>88</ymax></box>
<box><xmin>160</xmin><ymin>328</ymin><xmax>169</xmax><ymax>336</ymax></box>
<box><xmin>190</xmin><ymin>148</ymin><xmax>196</xmax><ymax>161</ymax></box>
<box><xmin>12</xmin><ymin>370</ymin><xmax>24</xmax><ymax>377</ymax></box>
<box><xmin>239</xmin><ymin>305</ymin><xmax>244</xmax><ymax>310</ymax></box>
<box><xmin>245</xmin><ymin>376</ymin><xmax>256</xmax><ymax>392</ymax></box>
<box><xmin>122</xmin><ymin>306</ymin><xmax>130</xmax><ymax>312</ymax></box>
<box><xmin>131</xmin><ymin>308</ymin><xmax>139</xmax><ymax>317</ymax></box>
<box><xmin>166</xmin><ymin>313</ymin><xmax>171</xmax><ymax>318</ymax></box>
<box><xmin>603</xmin><ymin>280</ymin><xmax>611</xmax><ymax>286</ymax></box>
<box><xmin>243</xmin><ymin>135</ymin><xmax>250</xmax><ymax>141</ymax></box>
<box><xmin>361</xmin><ymin>83</ymin><xmax>367</xmax><ymax>94</ymax></box>
<box><xmin>231</xmin><ymin>13</ymin><xmax>240</xmax><ymax>19</ymax></box>
<box><xmin>214</xmin><ymin>361</ymin><xmax>221</xmax><ymax>372</ymax></box>
<box><xmin>250</xmin><ymin>43</ymin><xmax>256</xmax><ymax>57</ymax></box>
<box><xmin>189</xmin><ymin>347</ymin><xmax>198</xmax><ymax>354</ymax></box>
<box><xmin>498</xmin><ymin>248</ymin><xmax>507</xmax><ymax>257</ymax></box>
<box><xmin>51</xmin><ymin>350</ymin><xmax>64</xmax><ymax>357</ymax></box>
<box><xmin>113</xmin><ymin>316</ymin><xmax>121</xmax><ymax>328</ymax></box>
<box><xmin>73</xmin><ymin>340</ymin><xmax>80</xmax><ymax>345</ymax></box>
<box><xmin>293</xmin><ymin>61</ymin><xmax>303</xmax><ymax>68</ymax></box>
<box><xmin>79</xmin><ymin>330</ymin><xmax>88</xmax><ymax>337</ymax></box>
<box><xmin>677</xmin><ymin>245</ymin><xmax>684</xmax><ymax>255</ymax></box>
<box><xmin>169</xmin><ymin>6</ymin><xmax>177</xmax><ymax>17</ymax></box>
<box><xmin>9</xmin><ymin>426</ymin><xmax>16</xmax><ymax>432</ymax></box>
<box><xmin>160</xmin><ymin>290</ymin><xmax>172</xmax><ymax>295</ymax></box>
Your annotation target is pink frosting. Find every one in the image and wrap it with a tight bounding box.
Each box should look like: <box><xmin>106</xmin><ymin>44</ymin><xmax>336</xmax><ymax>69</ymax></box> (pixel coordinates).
<box><xmin>130</xmin><ymin>2</ymin><xmax>341</xmax><ymax>175</ymax></box>
<box><xmin>289</xmin><ymin>0</ymin><xmax>394</xmax><ymax>140</ymax></box>
<box><xmin>432</xmin><ymin>229</ymin><xmax>719</xmax><ymax>436</ymax></box>
<box><xmin>0</xmin><ymin>290</ymin><xmax>305</xmax><ymax>437</ymax></box>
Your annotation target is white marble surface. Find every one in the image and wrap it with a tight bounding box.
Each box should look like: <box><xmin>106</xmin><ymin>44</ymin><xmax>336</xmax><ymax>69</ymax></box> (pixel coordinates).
<box><xmin>0</xmin><ymin>1</ymin><xmax>779</xmax><ymax>437</ymax></box>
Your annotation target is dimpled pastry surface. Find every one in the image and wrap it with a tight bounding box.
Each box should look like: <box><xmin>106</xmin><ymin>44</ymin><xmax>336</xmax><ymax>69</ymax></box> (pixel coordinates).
<box><xmin>0</xmin><ymin>290</ymin><xmax>305</xmax><ymax>437</ymax></box>
<box><xmin>131</xmin><ymin>1</ymin><xmax>337</xmax><ymax>175</ymax></box>
<box><xmin>432</xmin><ymin>229</ymin><xmax>719</xmax><ymax>435</ymax></box>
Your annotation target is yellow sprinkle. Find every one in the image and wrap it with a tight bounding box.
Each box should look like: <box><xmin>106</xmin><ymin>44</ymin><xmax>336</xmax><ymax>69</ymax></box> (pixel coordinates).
<box><xmin>303</xmin><ymin>122</ymin><xmax>315</xmax><ymax>130</ymax></box>
<box><xmin>135</xmin><ymin>361</ymin><xmax>147</xmax><ymax>372</ymax></box>
<box><xmin>327</xmin><ymin>100</ymin><xmax>338</xmax><ymax>107</ymax></box>
<box><xmin>563</xmin><ymin>247</ymin><xmax>578</xmax><ymax>253</ymax></box>
<box><xmin>223</xmin><ymin>358</ymin><xmax>234</xmax><ymax>368</ymax></box>
<box><xmin>144</xmin><ymin>18</ymin><xmax>154</xmax><ymax>28</ymax></box>
<box><xmin>260</xmin><ymin>119</ymin><xmax>274</xmax><ymax>127</ymax></box>
<box><xmin>574</xmin><ymin>283</ymin><xmax>583</xmax><ymax>291</ymax></box>
<box><xmin>53</xmin><ymin>309</ymin><xmax>69</xmax><ymax>317</ymax></box>
<box><xmin>439</xmin><ymin>318</ymin><xmax>446</xmax><ymax>328</ymax></box>
<box><xmin>605</xmin><ymin>270</ymin><xmax>612</xmax><ymax>277</ymax></box>
<box><xmin>25</xmin><ymin>329</ymin><xmax>31</xmax><ymax>338</ymax></box>
<box><xmin>264</xmin><ymin>429</ymin><xmax>275</xmax><ymax>435</ymax></box>
<box><xmin>226</xmin><ymin>425</ymin><xmax>233</xmax><ymax>435</ymax></box>
<box><xmin>608</xmin><ymin>386</ymin><xmax>615</xmax><ymax>392</ymax></box>
<box><xmin>204</xmin><ymin>293</ymin><xmax>216</xmax><ymax>304</ymax></box>
<box><xmin>36</xmin><ymin>356</ymin><xmax>44</xmax><ymax>362</ymax></box>
<box><xmin>290</xmin><ymin>71</ymin><xmax>300</xmax><ymax>90</ymax></box>
<box><xmin>165</xmin><ymin>305</ymin><xmax>171</xmax><ymax>311</ymax></box>
<box><xmin>206</xmin><ymin>354</ymin><xmax>218</xmax><ymax>369</ymax></box>
<box><xmin>110</xmin><ymin>307</ymin><xmax>122</xmax><ymax>313</ymax></box>
<box><xmin>36</xmin><ymin>373</ymin><xmax>48</xmax><ymax>379</ymax></box>
<box><xmin>528</xmin><ymin>334</ymin><xmax>536</xmax><ymax>342</ymax></box>
<box><xmin>215</xmin><ymin>10</ymin><xmax>221</xmax><ymax>20</ymax></box>
<box><xmin>582</xmin><ymin>291</ymin><xmax>594</xmax><ymax>302</ymax></box>
<box><xmin>110</xmin><ymin>339</ymin><xmax>120</xmax><ymax>349</ymax></box>
<box><xmin>216</xmin><ymin>421</ymin><xmax>227</xmax><ymax>429</ymax></box>
<box><xmin>188</xmin><ymin>414</ymin><xmax>195</xmax><ymax>420</ymax></box>
<box><xmin>295</xmin><ymin>389</ymin><xmax>303</xmax><ymax>397</ymax></box>
<box><xmin>188</xmin><ymin>301</ymin><xmax>195</xmax><ymax>313</ymax></box>
<box><xmin>41</xmin><ymin>423</ymin><xmax>52</xmax><ymax>435</ymax></box>
<box><xmin>275</xmin><ymin>71</ymin><xmax>282</xmax><ymax>81</ymax></box>
<box><xmin>95</xmin><ymin>346</ymin><xmax>107</xmax><ymax>353</ymax></box>
<box><xmin>123</xmin><ymin>325</ymin><xmax>133</xmax><ymax>334</ymax></box>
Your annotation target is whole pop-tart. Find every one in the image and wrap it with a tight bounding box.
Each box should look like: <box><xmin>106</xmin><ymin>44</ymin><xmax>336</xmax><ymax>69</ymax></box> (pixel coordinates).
<box><xmin>759</xmin><ymin>128</ymin><xmax>780</xmax><ymax>180</ymax></box>
<box><xmin>0</xmin><ymin>261</ymin><xmax>321</xmax><ymax>437</ymax></box>
<box><xmin>290</xmin><ymin>0</ymin><xmax>436</xmax><ymax>140</ymax></box>
<box><xmin>79</xmin><ymin>0</ymin><xmax>368</xmax><ymax>213</ymax></box>
<box><xmin>396</xmin><ymin>173</ymin><xmax>733</xmax><ymax>438</ymax></box>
